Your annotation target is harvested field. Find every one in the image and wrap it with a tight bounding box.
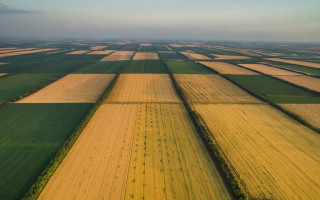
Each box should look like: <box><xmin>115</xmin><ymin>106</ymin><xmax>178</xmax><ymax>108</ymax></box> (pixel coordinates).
<box><xmin>274</xmin><ymin>75</ymin><xmax>320</xmax><ymax>93</ymax></box>
<box><xmin>265</xmin><ymin>58</ymin><xmax>320</xmax><ymax>69</ymax></box>
<box><xmin>180</xmin><ymin>51</ymin><xmax>212</xmax><ymax>60</ymax></box>
<box><xmin>280</xmin><ymin>103</ymin><xmax>320</xmax><ymax>129</ymax></box>
<box><xmin>101</xmin><ymin>51</ymin><xmax>135</xmax><ymax>61</ymax></box>
<box><xmin>67</xmin><ymin>50</ymin><xmax>89</xmax><ymax>55</ymax></box>
<box><xmin>263</xmin><ymin>62</ymin><xmax>320</xmax><ymax>76</ymax></box>
<box><xmin>193</xmin><ymin>103</ymin><xmax>320</xmax><ymax>199</ymax></box>
<box><xmin>17</xmin><ymin>74</ymin><xmax>115</xmax><ymax>103</ymax></box>
<box><xmin>212</xmin><ymin>54</ymin><xmax>250</xmax><ymax>60</ymax></box>
<box><xmin>240</xmin><ymin>64</ymin><xmax>300</xmax><ymax>75</ymax></box>
<box><xmin>106</xmin><ymin>74</ymin><xmax>182</xmax><ymax>103</ymax></box>
<box><xmin>200</xmin><ymin>61</ymin><xmax>258</xmax><ymax>75</ymax></box>
<box><xmin>169</xmin><ymin>44</ymin><xmax>184</xmax><ymax>48</ymax></box>
<box><xmin>90</xmin><ymin>46</ymin><xmax>107</xmax><ymax>50</ymax></box>
<box><xmin>38</xmin><ymin>103</ymin><xmax>231</xmax><ymax>200</ymax></box>
<box><xmin>133</xmin><ymin>52</ymin><xmax>159</xmax><ymax>60</ymax></box>
<box><xmin>0</xmin><ymin>49</ymin><xmax>56</xmax><ymax>58</ymax></box>
<box><xmin>87</xmin><ymin>50</ymin><xmax>114</xmax><ymax>55</ymax></box>
<box><xmin>175</xmin><ymin>74</ymin><xmax>261</xmax><ymax>103</ymax></box>
<box><xmin>139</xmin><ymin>43</ymin><xmax>152</xmax><ymax>46</ymax></box>
<box><xmin>166</xmin><ymin>60</ymin><xmax>215</xmax><ymax>74</ymax></box>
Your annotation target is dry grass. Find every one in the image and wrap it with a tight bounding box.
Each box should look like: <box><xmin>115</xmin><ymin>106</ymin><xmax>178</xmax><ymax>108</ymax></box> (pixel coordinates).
<box><xmin>280</xmin><ymin>104</ymin><xmax>320</xmax><ymax>129</ymax></box>
<box><xmin>193</xmin><ymin>103</ymin><xmax>320</xmax><ymax>199</ymax></box>
<box><xmin>101</xmin><ymin>51</ymin><xmax>135</xmax><ymax>61</ymax></box>
<box><xmin>106</xmin><ymin>74</ymin><xmax>182</xmax><ymax>103</ymax></box>
<box><xmin>139</xmin><ymin>43</ymin><xmax>152</xmax><ymax>46</ymax></box>
<box><xmin>0</xmin><ymin>48</ymin><xmax>56</xmax><ymax>58</ymax></box>
<box><xmin>66</xmin><ymin>50</ymin><xmax>89</xmax><ymax>55</ymax></box>
<box><xmin>212</xmin><ymin>54</ymin><xmax>250</xmax><ymax>60</ymax></box>
<box><xmin>38</xmin><ymin>103</ymin><xmax>231</xmax><ymax>200</ymax></box>
<box><xmin>17</xmin><ymin>74</ymin><xmax>115</xmax><ymax>103</ymax></box>
<box><xmin>133</xmin><ymin>52</ymin><xmax>159</xmax><ymax>60</ymax></box>
<box><xmin>180</xmin><ymin>52</ymin><xmax>212</xmax><ymax>60</ymax></box>
<box><xmin>175</xmin><ymin>74</ymin><xmax>261</xmax><ymax>103</ymax></box>
<box><xmin>274</xmin><ymin>75</ymin><xmax>320</xmax><ymax>93</ymax></box>
<box><xmin>240</xmin><ymin>64</ymin><xmax>300</xmax><ymax>75</ymax></box>
<box><xmin>265</xmin><ymin>58</ymin><xmax>320</xmax><ymax>69</ymax></box>
<box><xmin>199</xmin><ymin>61</ymin><xmax>258</xmax><ymax>75</ymax></box>
<box><xmin>0</xmin><ymin>73</ymin><xmax>7</xmax><ymax>77</ymax></box>
<box><xmin>90</xmin><ymin>46</ymin><xmax>107</xmax><ymax>50</ymax></box>
<box><xmin>87</xmin><ymin>50</ymin><xmax>114</xmax><ymax>55</ymax></box>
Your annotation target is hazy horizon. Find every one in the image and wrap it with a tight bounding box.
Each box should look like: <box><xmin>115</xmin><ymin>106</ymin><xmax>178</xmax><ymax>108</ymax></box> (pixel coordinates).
<box><xmin>1</xmin><ymin>0</ymin><xmax>319</xmax><ymax>42</ymax></box>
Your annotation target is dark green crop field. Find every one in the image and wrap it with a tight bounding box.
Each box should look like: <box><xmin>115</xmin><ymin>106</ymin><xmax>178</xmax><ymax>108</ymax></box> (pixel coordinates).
<box><xmin>0</xmin><ymin>62</ymin><xmax>48</xmax><ymax>73</ymax></box>
<box><xmin>124</xmin><ymin>60</ymin><xmax>168</xmax><ymax>73</ymax></box>
<box><xmin>0</xmin><ymin>103</ymin><xmax>93</xmax><ymax>200</ymax></box>
<box><xmin>165</xmin><ymin>60</ymin><xmax>215</xmax><ymax>74</ymax></box>
<box><xmin>159</xmin><ymin>52</ymin><xmax>186</xmax><ymax>60</ymax></box>
<box><xmin>225</xmin><ymin>75</ymin><xmax>320</xmax><ymax>103</ymax></box>
<box><xmin>75</xmin><ymin>61</ymin><xmax>126</xmax><ymax>74</ymax></box>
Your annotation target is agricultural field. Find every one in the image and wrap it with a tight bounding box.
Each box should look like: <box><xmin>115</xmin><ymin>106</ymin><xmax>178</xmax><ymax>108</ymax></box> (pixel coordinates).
<box><xmin>133</xmin><ymin>52</ymin><xmax>159</xmax><ymax>60</ymax></box>
<box><xmin>124</xmin><ymin>60</ymin><xmax>168</xmax><ymax>73</ymax></box>
<box><xmin>179</xmin><ymin>51</ymin><xmax>212</xmax><ymax>60</ymax></box>
<box><xmin>38</xmin><ymin>103</ymin><xmax>230</xmax><ymax>200</ymax></box>
<box><xmin>158</xmin><ymin>51</ymin><xmax>186</xmax><ymax>60</ymax></box>
<box><xmin>239</xmin><ymin>64</ymin><xmax>299</xmax><ymax>75</ymax></box>
<box><xmin>200</xmin><ymin>61</ymin><xmax>258</xmax><ymax>75</ymax></box>
<box><xmin>105</xmin><ymin>74</ymin><xmax>181</xmax><ymax>103</ymax></box>
<box><xmin>74</xmin><ymin>61</ymin><xmax>126</xmax><ymax>74</ymax></box>
<box><xmin>101</xmin><ymin>51</ymin><xmax>134</xmax><ymax>61</ymax></box>
<box><xmin>211</xmin><ymin>54</ymin><xmax>250</xmax><ymax>60</ymax></box>
<box><xmin>166</xmin><ymin>60</ymin><xmax>214</xmax><ymax>74</ymax></box>
<box><xmin>263</xmin><ymin>62</ymin><xmax>320</xmax><ymax>76</ymax></box>
<box><xmin>265</xmin><ymin>58</ymin><xmax>320</xmax><ymax>69</ymax></box>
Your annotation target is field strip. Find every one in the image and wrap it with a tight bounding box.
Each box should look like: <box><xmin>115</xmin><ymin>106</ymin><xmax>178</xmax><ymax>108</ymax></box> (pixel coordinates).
<box><xmin>105</xmin><ymin>74</ymin><xmax>182</xmax><ymax>103</ymax></box>
<box><xmin>174</xmin><ymin>74</ymin><xmax>261</xmax><ymax>103</ymax></box>
<box><xmin>87</xmin><ymin>50</ymin><xmax>115</xmax><ymax>55</ymax></box>
<box><xmin>90</xmin><ymin>46</ymin><xmax>107</xmax><ymax>50</ymax></box>
<box><xmin>101</xmin><ymin>51</ymin><xmax>135</xmax><ymax>61</ymax></box>
<box><xmin>264</xmin><ymin>58</ymin><xmax>320</xmax><ymax>69</ymax></box>
<box><xmin>193</xmin><ymin>103</ymin><xmax>320</xmax><ymax>199</ymax></box>
<box><xmin>67</xmin><ymin>50</ymin><xmax>89</xmax><ymax>55</ymax></box>
<box><xmin>280</xmin><ymin>104</ymin><xmax>320</xmax><ymax>129</ymax></box>
<box><xmin>180</xmin><ymin>52</ymin><xmax>212</xmax><ymax>60</ymax></box>
<box><xmin>199</xmin><ymin>61</ymin><xmax>258</xmax><ymax>75</ymax></box>
<box><xmin>38</xmin><ymin>103</ymin><xmax>231</xmax><ymax>200</ymax></box>
<box><xmin>0</xmin><ymin>73</ymin><xmax>7</xmax><ymax>77</ymax></box>
<box><xmin>17</xmin><ymin>74</ymin><xmax>116</xmax><ymax>103</ymax></box>
<box><xmin>274</xmin><ymin>75</ymin><xmax>320</xmax><ymax>93</ymax></box>
<box><xmin>239</xmin><ymin>64</ymin><xmax>301</xmax><ymax>75</ymax></box>
<box><xmin>133</xmin><ymin>52</ymin><xmax>159</xmax><ymax>60</ymax></box>
<box><xmin>211</xmin><ymin>55</ymin><xmax>250</xmax><ymax>60</ymax></box>
<box><xmin>0</xmin><ymin>48</ymin><xmax>56</xmax><ymax>58</ymax></box>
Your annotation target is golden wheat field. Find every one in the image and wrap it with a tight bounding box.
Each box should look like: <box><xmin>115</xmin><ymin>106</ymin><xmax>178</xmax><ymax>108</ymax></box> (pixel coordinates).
<box><xmin>66</xmin><ymin>50</ymin><xmax>89</xmax><ymax>55</ymax></box>
<box><xmin>0</xmin><ymin>48</ymin><xmax>56</xmax><ymax>58</ymax></box>
<box><xmin>212</xmin><ymin>54</ymin><xmax>250</xmax><ymax>60</ymax></box>
<box><xmin>106</xmin><ymin>74</ymin><xmax>182</xmax><ymax>103</ymax></box>
<box><xmin>180</xmin><ymin>52</ymin><xmax>212</xmax><ymax>60</ymax></box>
<box><xmin>199</xmin><ymin>61</ymin><xmax>258</xmax><ymax>75</ymax></box>
<box><xmin>101</xmin><ymin>51</ymin><xmax>135</xmax><ymax>61</ymax></box>
<box><xmin>132</xmin><ymin>52</ymin><xmax>159</xmax><ymax>60</ymax></box>
<box><xmin>265</xmin><ymin>58</ymin><xmax>320</xmax><ymax>69</ymax></box>
<box><xmin>174</xmin><ymin>74</ymin><xmax>261</xmax><ymax>103</ymax></box>
<box><xmin>38</xmin><ymin>103</ymin><xmax>231</xmax><ymax>200</ymax></box>
<box><xmin>280</xmin><ymin>104</ymin><xmax>320</xmax><ymax>129</ymax></box>
<box><xmin>239</xmin><ymin>64</ymin><xmax>300</xmax><ymax>75</ymax></box>
<box><xmin>0</xmin><ymin>73</ymin><xmax>6</xmax><ymax>76</ymax></box>
<box><xmin>90</xmin><ymin>45</ymin><xmax>107</xmax><ymax>50</ymax></box>
<box><xmin>274</xmin><ymin>75</ymin><xmax>320</xmax><ymax>92</ymax></box>
<box><xmin>193</xmin><ymin>103</ymin><xmax>320</xmax><ymax>199</ymax></box>
<box><xmin>17</xmin><ymin>74</ymin><xmax>115</xmax><ymax>103</ymax></box>
<box><xmin>87</xmin><ymin>50</ymin><xmax>115</xmax><ymax>55</ymax></box>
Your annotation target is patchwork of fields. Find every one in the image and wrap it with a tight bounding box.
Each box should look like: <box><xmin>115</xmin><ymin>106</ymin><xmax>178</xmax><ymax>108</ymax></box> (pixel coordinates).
<box><xmin>1</xmin><ymin>41</ymin><xmax>320</xmax><ymax>200</ymax></box>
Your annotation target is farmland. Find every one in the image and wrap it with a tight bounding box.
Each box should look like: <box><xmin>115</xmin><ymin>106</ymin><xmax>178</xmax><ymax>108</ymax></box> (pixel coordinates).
<box><xmin>265</xmin><ymin>58</ymin><xmax>320</xmax><ymax>69</ymax></box>
<box><xmin>74</xmin><ymin>61</ymin><xmax>126</xmax><ymax>74</ymax></box>
<box><xmin>124</xmin><ymin>60</ymin><xmax>168</xmax><ymax>73</ymax></box>
<box><xmin>200</xmin><ymin>61</ymin><xmax>258</xmax><ymax>75</ymax></box>
<box><xmin>101</xmin><ymin>51</ymin><xmax>134</xmax><ymax>61</ymax></box>
<box><xmin>133</xmin><ymin>52</ymin><xmax>159</xmax><ymax>60</ymax></box>
<box><xmin>166</xmin><ymin>60</ymin><xmax>214</xmax><ymax>74</ymax></box>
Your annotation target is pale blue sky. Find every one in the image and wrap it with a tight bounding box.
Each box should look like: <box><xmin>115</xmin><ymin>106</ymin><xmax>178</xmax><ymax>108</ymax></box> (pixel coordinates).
<box><xmin>0</xmin><ymin>0</ymin><xmax>319</xmax><ymax>42</ymax></box>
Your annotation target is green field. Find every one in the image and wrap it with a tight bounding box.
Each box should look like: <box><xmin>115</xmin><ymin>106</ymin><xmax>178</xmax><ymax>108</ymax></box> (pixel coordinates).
<box><xmin>74</xmin><ymin>61</ymin><xmax>126</xmax><ymax>74</ymax></box>
<box><xmin>165</xmin><ymin>60</ymin><xmax>215</xmax><ymax>74</ymax></box>
<box><xmin>268</xmin><ymin>62</ymin><xmax>320</xmax><ymax>76</ymax></box>
<box><xmin>138</xmin><ymin>46</ymin><xmax>155</xmax><ymax>51</ymax></box>
<box><xmin>0</xmin><ymin>103</ymin><xmax>92</xmax><ymax>200</ymax></box>
<box><xmin>159</xmin><ymin>52</ymin><xmax>186</xmax><ymax>60</ymax></box>
<box><xmin>225</xmin><ymin>75</ymin><xmax>320</xmax><ymax>103</ymax></box>
<box><xmin>155</xmin><ymin>45</ymin><xmax>169</xmax><ymax>51</ymax></box>
<box><xmin>204</xmin><ymin>48</ymin><xmax>244</xmax><ymax>56</ymax></box>
<box><xmin>124</xmin><ymin>60</ymin><xmax>168</xmax><ymax>73</ymax></box>
<box><xmin>0</xmin><ymin>62</ymin><xmax>48</xmax><ymax>73</ymax></box>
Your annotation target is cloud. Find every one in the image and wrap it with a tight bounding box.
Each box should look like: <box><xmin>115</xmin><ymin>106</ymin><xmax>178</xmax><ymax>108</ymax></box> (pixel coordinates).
<box><xmin>0</xmin><ymin>2</ymin><xmax>34</xmax><ymax>14</ymax></box>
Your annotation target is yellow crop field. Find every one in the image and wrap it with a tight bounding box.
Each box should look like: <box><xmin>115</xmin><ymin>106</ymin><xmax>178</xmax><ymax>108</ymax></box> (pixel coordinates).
<box><xmin>193</xmin><ymin>103</ymin><xmax>320</xmax><ymax>199</ymax></box>
<box><xmin>90</xmin><ymin>45</ymin><xmax>107</xmax><ymax>50</ymax></box>
<box><xmin>139</xmin><ymin>43</ymin><xmax>152</xmax><ymax>46</ymax></box>
<box><xmin>199</xmin><ymin>61</ymin><xmax>258</xmax><ymax>75</ymax></box>
<box><xmin>180</xmin><ymin>51</ymin><xmax>212</xmax><ymax>60</ymax></box>
<box><xmin>174</xmin><ymin>74</ymin><xmax>261</xmax><ymax>103</ymax></box>
<box><xmin>17</xmin><ymin>74</ymin><xmax>115</xmax><ymax>103</ymax></box>
<box><xmin>212</xmin><ymin>54</ymin><xmax>250</xmax><ymax>60</ymax></box>
<box><xmin>265</xmin><ymin>58</ymin><xmax>320</xmax><ymax>69</ymax></box>
<box><xmin>87</xmin><ymin>50</ymin><xmax>114</xmax><ymax>55</ymax></box>
<box><xmin>0</xmin><ymin>73</ymin><xmax>6</xmax><ymax>77</ymax></box>
<box><xmin>38</xmin><ymin>103</ymin><xmax>231</xmax><ymax>200</ymax></box>
<box><xmin>280</xmin><ymin>104</ymin><xmax>320</xmax><ymax>129</ymax></box>
<box><xmin>0</xmin><ymin>48</ymin><xmax>56</xmax><ymax>58</ymax></box>
<box><xmin>169</xmin><ymin>44</ymin><xmax>184</xmax><ymax>47</ymax></box>
<box><xmin>133</xmin><ymin>52</ymin><xmax>159</xmax><ymax>60</ymax></box>
<box><xmin>66</xmin><ymin>50</ymin><xmax>89</xmax><ymax>55</ymax></box>
<box><xmin>106</xmin><ymin>74</ymin><xmax>182</xmax><ymax>103</ymax></box>
<box><xmin>274</xmin><ymin>75</ymin><xmax>320</xmax><ymax>92</ymax></box>
<box><xmin>240</xmin><ymin>64</ymin><xmax>300</xmax><ymax>75</ymax></box>
<box><xmin>101</xmin><ymin>51</ymin><xmax>135</xmax><ymax>61</ymax></box>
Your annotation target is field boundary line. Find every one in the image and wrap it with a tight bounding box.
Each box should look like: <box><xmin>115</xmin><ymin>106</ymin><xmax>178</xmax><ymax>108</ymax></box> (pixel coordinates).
<box><xmin>22</xmin><ymin>55</ymin><xmax>135</xmax><ymax>200</ymax></box>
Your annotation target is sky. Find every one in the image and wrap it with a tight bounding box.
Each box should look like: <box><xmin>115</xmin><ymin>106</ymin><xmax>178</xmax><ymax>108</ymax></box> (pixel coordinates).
<box><xmin>0</xmin><ymin>0</ymin><xmax>319</xmax><ymax>42</ymax></box>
